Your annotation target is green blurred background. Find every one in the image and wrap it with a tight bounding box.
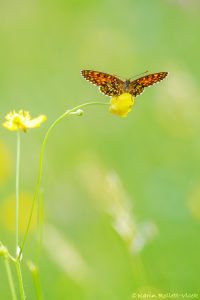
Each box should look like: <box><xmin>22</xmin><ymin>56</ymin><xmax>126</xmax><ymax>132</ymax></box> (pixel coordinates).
<box><xmin>1</xmin><ymin>0</ymin><xmax>200</xmax><ymax>299</ymax></box>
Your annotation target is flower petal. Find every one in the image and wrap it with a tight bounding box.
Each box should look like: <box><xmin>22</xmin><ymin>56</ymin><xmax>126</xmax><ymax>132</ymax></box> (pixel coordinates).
<box><xmin>25</xmin><ymin>115</ymin><xmax>47</xmax><ymax>128</ymax></box>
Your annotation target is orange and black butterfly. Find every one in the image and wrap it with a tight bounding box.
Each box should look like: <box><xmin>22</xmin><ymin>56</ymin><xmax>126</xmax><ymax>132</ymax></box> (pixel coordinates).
<box><xmin>81</xmin><ymin>70</ymin><xmax>168</xmax><ymax>97</ymax></box>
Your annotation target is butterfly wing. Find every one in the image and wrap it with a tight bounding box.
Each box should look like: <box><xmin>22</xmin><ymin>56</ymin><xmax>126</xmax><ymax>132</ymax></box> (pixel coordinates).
<box><xmin>81</xmin><ymin>70</ymin><xmax>124</xmax><ymax>96</ymax></box>
<box><xmin>99</xmin><ymin>82</ymin><xmax>124</xmax><ymax>96</ymax></box>
<box><xmin>129</xmin><ymin>72</ymin><xmax>168</xmax><ymax>97</ymax></box>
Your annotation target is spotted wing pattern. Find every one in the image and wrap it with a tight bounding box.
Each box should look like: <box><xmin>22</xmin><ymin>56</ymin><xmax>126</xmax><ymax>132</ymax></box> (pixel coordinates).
<box><xmin>129</xmin><ymin>72</ymin><xmax>168</xmax><ymax>97</ymax></box>
<box><xmin>99</xmin><ymin>82</ymin><xmax>124</xmax><ymax>96</ymax></box>
<box><xmin>81</xmin><ymin>70</ymin><xmax>124</xmax><ymax>96</ymax></box>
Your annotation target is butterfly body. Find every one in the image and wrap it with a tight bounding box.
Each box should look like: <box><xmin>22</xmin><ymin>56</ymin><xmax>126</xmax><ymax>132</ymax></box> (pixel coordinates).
<box><xmin>81</xmin><ymin>70</ymin><xmax>168</xmax><ymax>97</ymax></box>
<box><xmin>124</xmin><ymin>80</ymin><xmax>131</xmax><ymax>92</ymax></box>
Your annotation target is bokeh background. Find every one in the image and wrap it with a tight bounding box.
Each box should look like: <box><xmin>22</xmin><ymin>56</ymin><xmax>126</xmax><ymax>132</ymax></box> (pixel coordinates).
<box><xmin>0</xmin><ymin>0</ymin><xmax>200</xmax><ymax>299</ymax></box>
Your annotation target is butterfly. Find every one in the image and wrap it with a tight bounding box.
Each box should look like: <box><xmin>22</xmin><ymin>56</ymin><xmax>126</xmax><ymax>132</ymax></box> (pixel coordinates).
<box><xmin>81</xmin><ymin>70</ymin><xmax>168</xmax><ymax>97</ymax></box>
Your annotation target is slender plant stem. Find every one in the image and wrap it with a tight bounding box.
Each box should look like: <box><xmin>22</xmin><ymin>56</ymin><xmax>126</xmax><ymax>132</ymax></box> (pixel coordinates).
<box><xmin>4</xmin><ymin>257</ymin><xmax>17</xmax><ymax>300</ymax></box>
<box><xmin>16</xmin><ymin>131</ymin><xmax>20</xmax><ymax>257</ymax></box>
<box><xmin>36</xmin><ymin>190</ymin><xmax>44</xmax><ymax>263</ymax></box>
<box><xmin>32</xmin><ymin>268</ymin><xmax>43</xmax><ymax>300</ymax></box>
<box><xmin>15</xmin><ymin>260</ymin><xmax>25</xmax><ymax>300</ymax></box>
<box><xmin>15</xmin><ymin>131</ymin><xmax>26</xmax><ymax>299</ymax></box>
<box><xmin>20</xmin><ymin>101</ymin><xmax>108</xmax><ymax>256</ymax></box>
<box><xmin>28</xmin><ymin>261</ymin><xmax>43</xmax><ymax>300</ymax></box>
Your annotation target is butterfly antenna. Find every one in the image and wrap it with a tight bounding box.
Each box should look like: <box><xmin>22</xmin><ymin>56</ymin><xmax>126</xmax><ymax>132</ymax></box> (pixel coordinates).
<box><xmin>129</xmin><ymin>70</ymin><xmax>149</xmax><ymax>80</ymax></box>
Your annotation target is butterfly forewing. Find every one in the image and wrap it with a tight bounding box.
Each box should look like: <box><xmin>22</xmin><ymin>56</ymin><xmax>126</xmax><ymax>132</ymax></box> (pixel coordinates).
<box><xmin>135</xmin><ymin>72</ymin><xmax>168</xmax><ymax>87</ymax></box>
<box><xmin>81</xmin><ymin>70</ymin><xmax>120</xmax><ymax>86</ymax></box>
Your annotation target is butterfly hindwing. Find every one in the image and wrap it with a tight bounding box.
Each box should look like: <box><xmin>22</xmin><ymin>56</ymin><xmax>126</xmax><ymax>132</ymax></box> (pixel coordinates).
<box><xmin>100</xmin><ymin>82</ymin><xmax>123</xmax><ymax>96</ymax></box>
<box><xmin>128</xmin><ymin>83</ymin><xmax>145</xmax><ymax>97</ymax></box>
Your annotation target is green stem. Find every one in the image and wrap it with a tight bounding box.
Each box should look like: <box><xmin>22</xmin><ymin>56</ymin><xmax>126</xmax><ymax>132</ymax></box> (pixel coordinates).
<box><xmin>4</xmin><ymin>257</ymin><xmax>17</xmax><ymax>300</ymax></box>
<box><xmin>27</xmin><ymin>261</ymin><xmax>43</xmax><ymax>300</ymax></box>
<box><xmin>16</xmin><ymin>131</ymin><xmax>20</xmax><ymax>257</ymax></box>
<box><xmin>20</xmin><ymin>101</ymin><xmax>108</xmax><ymax>256</ymax></box>
<box><xmin>32</xmin><ymin>268</ymin><xmax>43</xmax><ymax>300</ymax></box>
<box><xmin>15</xmin><ymin>132</ymin><xmax>26</xmax><ymax>299</ymax></box>
<box><xmin>15</xmin><ymin>259</ymin><xmax>25</xmax><ymax>300</ymax></box>
<box><xmin>36</xmin><ymin>190</ymin><xmax>44</xmax><ymax>263</ymax></box>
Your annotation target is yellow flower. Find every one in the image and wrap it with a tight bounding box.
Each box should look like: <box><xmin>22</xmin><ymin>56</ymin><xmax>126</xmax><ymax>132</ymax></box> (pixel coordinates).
<box><xmin>109</xmin><ymin>93</ymin><xmax>135</xmax><ymax>117</ymax></box>
<box><xmin>3</xmin><ymin>110</ymin><xmax>47</xmax><ymax>132</ymax></box>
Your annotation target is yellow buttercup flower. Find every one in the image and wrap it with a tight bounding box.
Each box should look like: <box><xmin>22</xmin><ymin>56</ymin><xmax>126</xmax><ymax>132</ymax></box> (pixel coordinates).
<box><xmin>109</xmin><ymin>93</ymin><xmax>135</xmax><ymax>117</ymax></box>
<box><xmin>3</xmin><ymin>110</ymin><xmax>47</xmax><ymax>132</ymax></box>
